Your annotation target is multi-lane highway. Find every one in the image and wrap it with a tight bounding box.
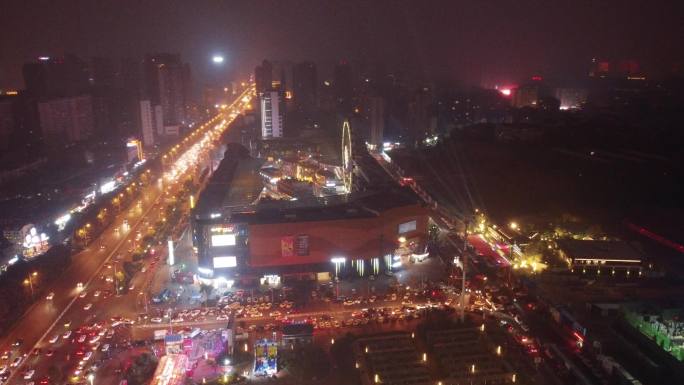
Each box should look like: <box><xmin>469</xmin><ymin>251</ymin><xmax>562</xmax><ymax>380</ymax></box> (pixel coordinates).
<box><xmin>0</xmin><ymin>86</ymin><xmax>255</xmax><ymax>385</ymax></box>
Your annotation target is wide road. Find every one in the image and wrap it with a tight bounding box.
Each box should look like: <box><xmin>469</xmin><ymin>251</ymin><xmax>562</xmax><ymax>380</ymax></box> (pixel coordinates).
<box><xmin>0</xmin><ymin>86</ymin><xmax>255</xmax><ymax>384</ymax></box>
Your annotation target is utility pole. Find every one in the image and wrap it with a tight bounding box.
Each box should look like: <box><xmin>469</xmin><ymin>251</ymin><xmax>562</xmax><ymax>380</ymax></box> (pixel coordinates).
<box><xmin>460</xmin><ymin>219</ymin><xmax>469</xmax><ymax>323</ymax></box>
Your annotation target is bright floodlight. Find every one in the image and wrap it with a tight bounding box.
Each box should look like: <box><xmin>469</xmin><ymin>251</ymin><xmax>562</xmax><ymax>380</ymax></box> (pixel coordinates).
<box><xmin>212</xmin><ymin>55</ymin><xmax>225</xmax><ymax>64</ymax></box>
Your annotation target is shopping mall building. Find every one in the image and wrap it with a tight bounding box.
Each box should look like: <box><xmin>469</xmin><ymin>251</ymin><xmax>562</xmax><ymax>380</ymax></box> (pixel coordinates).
<box><xmin>191</xmin><ymin>143</ymin><xmax>430</xmax><ymax>287</ymax></box>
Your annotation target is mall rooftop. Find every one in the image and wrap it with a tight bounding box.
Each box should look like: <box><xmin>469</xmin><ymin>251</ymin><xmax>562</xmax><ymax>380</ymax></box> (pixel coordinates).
<box><xmin>194</xmin><ymin>143</ymin><xmax>425</xmax><ymax>225</ymax></box>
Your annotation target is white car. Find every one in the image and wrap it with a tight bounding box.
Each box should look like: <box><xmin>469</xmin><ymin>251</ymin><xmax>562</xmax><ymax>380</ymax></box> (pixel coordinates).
<box><xmin>93</xmin><ymin>291</ymin><xmax>101</xmax><ymax>297</ymax></box>
<box><xmin>46</xmin><ymin>292</ymin><xmax>55</xmax><ymax>300</ymax></box>
<box><xmin>10</xmin><ymin>356</ymin><xmax>23</xmax><ymax>367</ymax></box>
<box><xmin>83</xmin><ymin>351</ymin><xmax>93</xmax><ymax>361</ymax></box>
<box><xmin>83</xmin><ymin>303</ymin><xmax>93</xmax><ymax>310</ymax></box>
<box><xmin>23</xmin><ymin>369</ymin><xmax>35</xmax><ymax>379</ymax></box>
<box><xmin>150</xmin><ymin>317</ymin><xmax>163</xmax><ymax>323</ymax></box>
<box><xmin>49</xmin><ymin>334</ymin><xmax>60</xmax><ymax>343</ymax></box>
<box><xmin>0</xmin><ymin>365</ymin><xmax>8</xmax><ymax>374</ymax></box>
<box><xmin>78</xmin><ymin>335</ymin><xmax>87</xmax><ymax>343</ymax></box>
<box><xmin>63</xmin><ymin>330</ymin><xmax>72</xmax><ymax>339</ymax></box>
<box><xmin>79</xmin><ymin>291</ymin><xmax>88</xmax><ymax>298</ymax></box>
<box><xmin>101</xmin><ymin>344</ymin><xmax>110</xmax><ymax>352</ymax></box>
<box><xmin>89</xmin><ymin>336</ymin><xmax>100</xmax><ymax>344</ymax></box>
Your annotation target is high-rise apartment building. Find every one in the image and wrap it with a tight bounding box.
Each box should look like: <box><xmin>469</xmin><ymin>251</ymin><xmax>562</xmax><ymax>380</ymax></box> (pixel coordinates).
<box><xmin>144</xmin><ymin>54</ymin><xmax>188</xmax><ymax>127</ymax></box>
<box><xmin>333</xmin><ymin>61</ymin><xmax>354</xmax><ymax>113</ymax></box>
<box><xmin>260</xmin><ymin>91</ymin><xmax>283</xmax><ymax>139</ymax></box>
<box><xmin>37</xmin><ymin>95</ymin><xmax>93</xmax><ymax>145</ymax></box>
<box><xmin>293</xmin><ymin>61</ymin><xmax>317</xmax><ymax>113</ymax></box>
<box><xmin>369</xmin><ymin>96</ymin><xmax>385</xmax><ymax>148</ymax></box>
<box><xmin>22</xmin><ymin>55</ymin><xmax>89</xmax><ymax>98</ymax></box>
<box><xmin>139</xmin><ymin>100</ymin><xmax>155</xmax><ymax>146</ymax></box>
<box><xmin>255</xmin><ymin>60</ymin><xmax>273</xmax><ymax>95</ymax></box>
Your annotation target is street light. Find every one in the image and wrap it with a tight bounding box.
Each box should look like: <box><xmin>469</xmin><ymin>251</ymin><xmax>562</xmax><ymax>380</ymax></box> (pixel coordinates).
<box><xmin>24</xmin><ymin>271</ymin><xmax>38</xmax><ymax>298</ymax></box>
<box><xmin>509</xmin><ymin>222</ymin><xmax>518</xmax><ymax>230</ymax></box>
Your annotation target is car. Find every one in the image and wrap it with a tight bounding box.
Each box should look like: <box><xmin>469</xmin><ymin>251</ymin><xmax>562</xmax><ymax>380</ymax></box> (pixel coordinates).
<box><xmin>10</xmin><ymin>356</ymin><xmax>23</xmax><ymax>367</ymax></box>
<box><xmin>101</xmin><ymin>344</ymin><xmax>110</xmax><ymax>352</ymax></box>
<box><xmin>0</xmin><ymin>365</ymin><xmax>7</xmax><ymax>374</ymax></box>
<box><xmin>89</xmin><ymin>336</ymin><xmax>100</xmax><ymax>344</ymax></box>
<box><xmin>129</xmin><ymin>283</ymin><xmax>135</xmax><ymax>290</ymax></box>
<box><xmin>83</xmin><ymin>303</ymin><xmax>93</xmax><ymax>311</ymax></box>
<box><xmin>104</xmin><ymin>263</ymin><xmax>112</xmax><ymax>269</ymax></box>
<box><xmin>23</xmin><ymin>369</ymin><xmax>35</xmax><ymax>379</ymax></box>
<box><xmin>1</xmin><ymin>351</ymin><xmax>10</xmax><ymax>360</ymax></box>
<box><xmin>31</xmin><ymin>348</ymin><xmax>41</xmax><ymax>356</ymax></box>
<box><xmin>150</xmin><ymin>317</ymin><xmax>162</xmax><ymax>323</ymax></box>
<box><xmin>90</xmin><ymin>343</ymin><xmax>100</xmax><ymax>352</ymax></box>
<box><xmin>62</xmin><ymin>331</ymin><xmax>72</xmax><ymax>339</ymax></box>
<box><xmin>45</xmin><ymin>350</ymin><xmax>54</xmax><ymax>357</ymax></box>
<box><xmin>141</xmin><ymin>267</ymin><xmax>147</xmax><ymax>273</ymax></box>
<box><xmin>63</xmin><ymin>320</ymin><xmax>72</xmax><ymax>328</ymax></box>
<box><xmin>48</xmin><ymin>335</ymin><xmax>59</xmax><ymax>344</ymax></box>
<box><xmin>12</xmin><ymin>339</ymin><xmax>23</xmax><ymax>347</ymax></box>
<box><xmin>77</xmin><ymin>335</ymin><xmax>87</xmax><ymax>343</ymax></box>
<box><xmin>79</xmin><ymin>291</ymin><xmax>87</xmax><ymax>298</ymax></box>
<box><xmin>83</xmin><ymin>352</ymin><xmax>93</xmax><ymax>361</ymax></box>
<box><xmin>93</xmin><ymin>291</ymin><xmax>101</xmax><ymax>297</ymax></box>
<box><xmin>37</xmin><ymin>376</ymin><xmax>49</xmax><ymax>385</ymax></box>
<box><xmin>77</xmin><ymin>282</ymin><xmax>84</xmax><ymax>290</ymax></box>
<box><xmin>216</xmin><ymin>315</ymin><xmax>229</xmax><ymax>321</ymax></box>
<box><xmin>105</xmin><ymin>330</ymin><xmax>114</xmax><ymax>339</ymax></box>
<box><xmin>45</xmin><ymin>292</ymin><xmax>55</xmax><ymax>300</ymax></box>
<box><xmin>100</xmin><ymin>244</ymin><xmax>106</xmax><ymax>250</ymax></box>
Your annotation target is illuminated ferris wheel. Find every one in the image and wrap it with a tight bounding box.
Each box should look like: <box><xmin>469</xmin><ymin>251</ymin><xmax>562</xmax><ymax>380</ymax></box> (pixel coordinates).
<box><xmin>341</xmin><ymin>120</ymin><xmax>353</xmax><ymax>192</ymax></box>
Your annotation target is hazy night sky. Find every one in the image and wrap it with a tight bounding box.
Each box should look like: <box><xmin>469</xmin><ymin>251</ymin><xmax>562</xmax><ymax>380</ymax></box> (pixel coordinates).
<box><xmin>1</xmin><ymin>0</ymin><xmax>683</xmax><ymax>89</ymax></box>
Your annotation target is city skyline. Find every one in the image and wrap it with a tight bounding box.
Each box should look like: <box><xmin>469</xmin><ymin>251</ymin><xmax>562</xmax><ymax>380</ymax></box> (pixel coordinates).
<box><xmin>1</xmin><ymin>3</ymin><xmax>684</xmax><ymax>385</ymax></box>
<box><xmin>2</xmin><ymin>0</ymin><xmax>684</xmax><ymax>90</ymax></box>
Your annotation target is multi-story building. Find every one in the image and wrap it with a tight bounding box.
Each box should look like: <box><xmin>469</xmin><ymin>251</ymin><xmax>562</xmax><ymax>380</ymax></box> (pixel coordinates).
<box><xmin>192</xmin><ymin>143</ymin><xmax>429</xmax><ymax>287</ymax></box>
<box><xmin>144</xmin><ymin>54</ymin><xmax>188</xmax><ymax>128</ymax></box>
<box><xmin>260</xmin><ymin>91</ymin><xmax>283</xmax><ymax>139</ymax></box>
<box><xmin>139</xmin><ymin>100</ymin><xmax>155</xmax><ymax>146</ymax></box>
<box><xmin>22</xmin><ymin>55</ymin><xmax>90</xmax><ymax>99</ymax></box>
<box><xmin>368</xmin><ymin>96</ymin><xmax>385</xmax><ymax>149</ymax></box>
<box><xmin>255</xmin><ymin>60</ymin><xmax>273</xmax><ymax>95</ymax></box>
<box><xmin>333</xmin><ymin>61</ymin><xmax>354</xmax><ymax>113</ymax></box>
<box><xmin>292</xmin><ymin>61</ymin><xmax>317</xmax><ymax>113</ymax></box>
<box><xmin>0</xmin><ymin>96</ymin><xmax>15</xmax><ymax>152</ymax></box>
<box><xmin>37</xmin><ymin>95</ymin><xmax>93</xmax><ymax>145</ymax></box>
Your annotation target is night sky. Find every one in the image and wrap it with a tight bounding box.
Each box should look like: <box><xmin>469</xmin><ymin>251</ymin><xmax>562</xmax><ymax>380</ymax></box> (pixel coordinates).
<box><xmin>1</xmin><ymin>0</ymin><xmax>683</xmax><ymax>89</ymax></box>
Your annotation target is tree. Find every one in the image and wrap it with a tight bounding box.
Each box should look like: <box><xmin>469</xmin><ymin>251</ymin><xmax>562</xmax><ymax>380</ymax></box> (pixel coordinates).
<box><xmin>200</xmin><ymin>283</ymin><xmax>213</xmax><ymax>302</ymax></box>
<box><xmin>126</xmin><ymin>353</ymin><xmax>157</xmax><ymax>385</ymax></box>
<box><xmin>279</xmin><ymin>343</ymin><xmax>330</xmax><ymax>383</ymax></box>
<box><xmin>47</xmin><ymin>365</ymin><xmax>64</xmax><ymax>383</ymax></box>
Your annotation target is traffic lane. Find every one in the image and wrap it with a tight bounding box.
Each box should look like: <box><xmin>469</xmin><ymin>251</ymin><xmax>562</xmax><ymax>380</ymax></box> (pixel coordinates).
<box><xmin>1</xmin><ymin>106</ymin><xmax>243</xmax><ymax>373</ymax></box>
<box><xmin>6</xmin><ymin>105</ymin><xmax>246</xmax><ymax>372</ymax></box>
<box><xmin>1</xmin><ymin>186</ymin><xmax>164</xmax><ymax>383</ymax></box>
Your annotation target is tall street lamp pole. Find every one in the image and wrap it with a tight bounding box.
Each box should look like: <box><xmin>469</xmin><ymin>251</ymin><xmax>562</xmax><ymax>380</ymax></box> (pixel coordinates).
<box><xmin>24</xmin><ymin>271</ymin><xmax>38</xmax><ymax>299</ymax></box>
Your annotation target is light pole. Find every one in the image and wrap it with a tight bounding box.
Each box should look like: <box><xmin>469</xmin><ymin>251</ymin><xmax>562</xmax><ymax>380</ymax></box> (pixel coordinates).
<box><xmin>460</xmin><ymin>220</ymin><xmax>469</xmax><ymax>323</ymax></box>
<box><xmin>24</xmin><ymin>271</ymin><xmax>38</xmax><ymax>299</ymax></box>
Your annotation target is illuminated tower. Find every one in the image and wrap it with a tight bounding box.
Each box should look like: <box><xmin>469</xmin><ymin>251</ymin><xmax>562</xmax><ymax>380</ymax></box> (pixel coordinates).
<box><xmin>341</xmin><ymin>120</ymin><xmax>353</xmax><ymax>192</ymax></box>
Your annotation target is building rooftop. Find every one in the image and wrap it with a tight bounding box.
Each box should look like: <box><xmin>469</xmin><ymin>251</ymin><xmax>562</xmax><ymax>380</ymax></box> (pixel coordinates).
<box><xmin>195</xmin><ymin>143</ymin><xmax>425</xmax><ymax>225</ymax></box>
<box><xmin>557</xmin><ymin>239</ymin><xmax>644</xmax><ymax>261</ymax></box>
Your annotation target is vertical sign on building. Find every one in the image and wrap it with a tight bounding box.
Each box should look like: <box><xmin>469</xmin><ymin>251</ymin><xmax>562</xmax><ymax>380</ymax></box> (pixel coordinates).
<box><xmin>281</xmin><ymin>236</ymin><xmax>294</xmax><ymax>257</ymax></box>
<box><xmin>168</xmin><ymin>237</ymin><xmax>175</xmax><ymax>266</ymax></box>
